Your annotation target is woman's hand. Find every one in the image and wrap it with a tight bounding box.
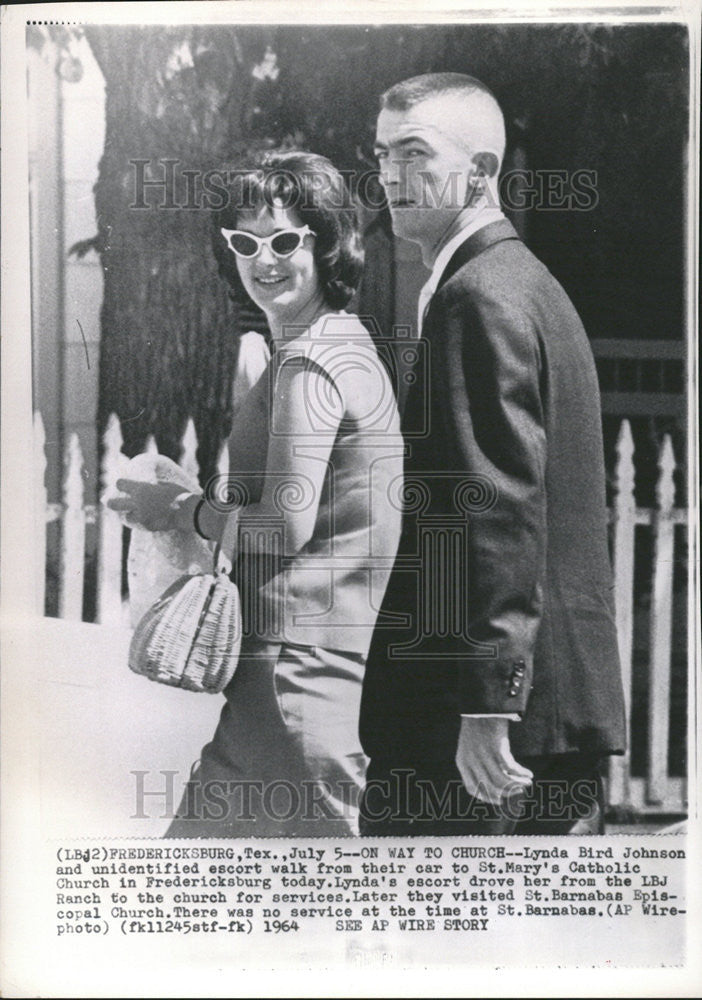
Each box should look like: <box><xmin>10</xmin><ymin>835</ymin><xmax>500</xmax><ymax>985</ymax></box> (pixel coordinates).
<box><xmin>107</xmin><ymin>479</ymin><xmax>199</xmax><ymax>532</ymax></box>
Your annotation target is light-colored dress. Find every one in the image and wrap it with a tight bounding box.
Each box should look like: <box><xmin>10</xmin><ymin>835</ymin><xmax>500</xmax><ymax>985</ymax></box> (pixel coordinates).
<box><xmin>166</xmin><ymin>312</ymin><xmax>403</xmax><ymax>837</ymax></box>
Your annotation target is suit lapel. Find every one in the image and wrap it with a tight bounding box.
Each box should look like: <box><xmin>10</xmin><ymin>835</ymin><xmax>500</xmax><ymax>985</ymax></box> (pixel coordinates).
<box><xmin>436</xmin><ymin>218</ymin><xmax>521</xmax><ymax>293</ymax></box>
<box><xmin>401</xmin><ymin>220</ymin><xmax>520</xmax><ymax>427</ymax></box>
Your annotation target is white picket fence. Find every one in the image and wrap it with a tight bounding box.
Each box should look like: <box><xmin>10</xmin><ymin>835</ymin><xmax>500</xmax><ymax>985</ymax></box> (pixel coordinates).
<box><xmin>34</xmin><ymin>412</ymin><xmax>688</xmax><ymax>816</ymax></box>
<box><xmin>607</xmin><ymin>421</ymin><xmax>687</xmax><ymax>816</ymax></box>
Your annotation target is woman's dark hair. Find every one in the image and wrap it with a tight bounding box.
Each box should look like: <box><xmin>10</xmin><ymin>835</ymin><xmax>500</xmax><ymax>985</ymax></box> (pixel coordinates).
<box><xmin>213</xmin><ymin>150</ymin><xmax>364</xmax><ymax>310</ymax></box>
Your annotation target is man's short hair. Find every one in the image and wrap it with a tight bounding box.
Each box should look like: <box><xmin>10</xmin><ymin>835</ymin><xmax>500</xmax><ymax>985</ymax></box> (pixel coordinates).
<box><xmin>380</xmin><ymin>72</ymin><xmax>499</xmax><ymax>112</ymax></box>
<box><xmin>380</xmin><ymin>72</ymin><xmax>506</xmax><ymax>162</ymax></box>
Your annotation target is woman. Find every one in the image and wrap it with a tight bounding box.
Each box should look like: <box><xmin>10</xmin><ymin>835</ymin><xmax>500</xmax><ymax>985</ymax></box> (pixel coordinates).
<box><xmin>110</xmin><ymin>152</ymin><xmax>403</xmax><ymax>836</ymax></box>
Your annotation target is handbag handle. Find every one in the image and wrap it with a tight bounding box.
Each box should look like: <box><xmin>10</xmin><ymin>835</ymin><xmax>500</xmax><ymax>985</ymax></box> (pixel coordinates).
<box><xmin>213</xmin><ymin>507</ymin><xmax>240</xmax><ymax>576</ymax></box>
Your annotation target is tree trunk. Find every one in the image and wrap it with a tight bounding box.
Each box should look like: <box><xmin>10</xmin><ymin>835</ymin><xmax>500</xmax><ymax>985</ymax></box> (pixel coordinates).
<box><xmin>86</xmin><ymin>25</ymin><xmax>269</xmax><ymax>481</ymax></box>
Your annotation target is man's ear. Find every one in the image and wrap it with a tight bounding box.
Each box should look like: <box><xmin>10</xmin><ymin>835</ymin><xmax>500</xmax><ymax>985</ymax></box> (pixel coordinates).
<box><xmin>471</xmin><ymin>150</ymin><xmax>500</xmax><ymax>179</ymax></box>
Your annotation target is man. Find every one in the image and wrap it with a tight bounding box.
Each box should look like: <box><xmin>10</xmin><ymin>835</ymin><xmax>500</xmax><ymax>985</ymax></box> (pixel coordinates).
<box><xmin>359</xmin><ymin>72</ymin><xmax>626</xmax><ymax>835</ymax></box>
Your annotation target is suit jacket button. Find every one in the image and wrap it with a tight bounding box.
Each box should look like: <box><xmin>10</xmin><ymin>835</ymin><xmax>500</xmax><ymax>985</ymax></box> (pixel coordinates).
<box><xmin>509</xmin><ymin>687</ymin><xmax>518</xmax><ymax>696</ymax></box>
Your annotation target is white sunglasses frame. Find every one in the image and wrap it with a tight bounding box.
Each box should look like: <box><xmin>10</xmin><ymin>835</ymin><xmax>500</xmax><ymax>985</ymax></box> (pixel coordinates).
<box><xmin>220</xmin><ymin>224</ymin><xmax>315</xmax><ymax>259</ymax></box>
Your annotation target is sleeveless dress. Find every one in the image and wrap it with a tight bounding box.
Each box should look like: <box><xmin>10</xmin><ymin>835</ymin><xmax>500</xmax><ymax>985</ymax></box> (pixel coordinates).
<box><xmin>166</xmin><ymin>312</ymin><xmax>403</xmax><ymax>837</ymax></box>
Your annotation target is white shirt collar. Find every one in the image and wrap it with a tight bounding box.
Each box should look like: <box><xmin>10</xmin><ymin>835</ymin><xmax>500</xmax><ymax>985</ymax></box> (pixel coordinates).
<box><xmin>417</xmin><ymin>206</ymin><xmax>505</xmax><ymax>335</ymax></box>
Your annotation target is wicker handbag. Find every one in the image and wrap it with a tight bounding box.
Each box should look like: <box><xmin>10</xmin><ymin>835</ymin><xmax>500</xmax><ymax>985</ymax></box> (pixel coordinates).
<box><xmin>128</xmin><ymin>515</ymin><xmax>242</xmax><ymax>694</ymax></box>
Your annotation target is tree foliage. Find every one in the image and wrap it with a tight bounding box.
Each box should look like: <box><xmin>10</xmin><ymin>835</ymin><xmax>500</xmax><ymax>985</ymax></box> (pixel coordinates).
<box><xmin>33</xmin><ymin>23</ymin><xmax>687</xmax><ymax>480</ymax></box>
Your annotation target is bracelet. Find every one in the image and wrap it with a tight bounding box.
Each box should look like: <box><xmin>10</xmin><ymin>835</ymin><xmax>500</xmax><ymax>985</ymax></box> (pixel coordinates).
<box><xmin>193</xmin><ymin>496</ymin><xmax>211</xmax><ymax>540</ymax></box>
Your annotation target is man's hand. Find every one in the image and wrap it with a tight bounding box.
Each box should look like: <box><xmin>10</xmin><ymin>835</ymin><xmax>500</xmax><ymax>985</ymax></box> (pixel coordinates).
<box><xmin>455</xmin><ymin>716</ymin><xmax>533</xmax><ymax>805</ymax></box>
<box><xmin>106</xmin><ymin>479</ymin><xmax>198</xmax><ymax>532</ymax></box>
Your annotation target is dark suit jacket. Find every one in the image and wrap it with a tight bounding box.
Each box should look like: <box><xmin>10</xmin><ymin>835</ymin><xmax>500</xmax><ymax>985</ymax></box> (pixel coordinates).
<box><xmin>360</xmin><ymin>219</ymin><xmax>627</xmax><ymax>763</ymax></box>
